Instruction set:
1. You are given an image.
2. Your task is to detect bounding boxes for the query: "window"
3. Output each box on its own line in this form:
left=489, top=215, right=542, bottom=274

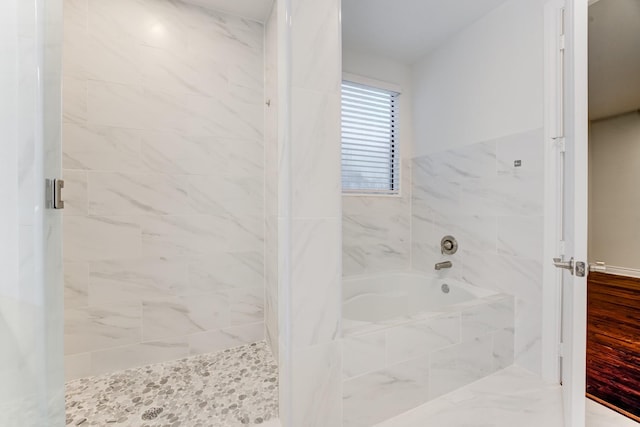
left=341, top=79, right=399, bottom=195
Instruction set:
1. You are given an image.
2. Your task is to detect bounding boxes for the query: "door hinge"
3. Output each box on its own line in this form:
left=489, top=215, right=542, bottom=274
left=553, top=136, right=566, bottom=152
left=46, top=178, right=65, bottom=210
left=559, top=34, right=566, bottom=51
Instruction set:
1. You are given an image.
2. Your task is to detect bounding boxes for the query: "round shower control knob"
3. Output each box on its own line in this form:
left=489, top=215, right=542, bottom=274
left=440, top=235, right=458, bottom=255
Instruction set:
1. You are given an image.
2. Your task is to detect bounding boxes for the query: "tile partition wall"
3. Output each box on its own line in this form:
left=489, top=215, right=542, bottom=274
left=61, top=0, right=266, bottom=379
left=411, top=129, right=545, bottom=373
left=278, top=0, right=343, bottom=424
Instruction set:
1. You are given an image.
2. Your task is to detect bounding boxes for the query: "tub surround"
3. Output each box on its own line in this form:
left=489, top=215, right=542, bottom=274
left=342, top=273, right=514, bottom=426
left=62, top=0, right=266, bottom=379
left=411, top=129, right=544, bottom=374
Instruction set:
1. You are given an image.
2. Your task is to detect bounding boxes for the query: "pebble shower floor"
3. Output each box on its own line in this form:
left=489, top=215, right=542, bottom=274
left=65, top=342, right=278, bottom=426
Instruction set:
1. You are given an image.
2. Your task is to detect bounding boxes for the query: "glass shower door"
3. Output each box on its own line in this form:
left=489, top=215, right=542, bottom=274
left=0, top=0, right=65, bottom=425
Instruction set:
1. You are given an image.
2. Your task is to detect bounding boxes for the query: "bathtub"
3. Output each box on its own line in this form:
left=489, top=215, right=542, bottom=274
left=343, top=272, right=496, bottom=325
left=341, top=271, right=515, bottom=427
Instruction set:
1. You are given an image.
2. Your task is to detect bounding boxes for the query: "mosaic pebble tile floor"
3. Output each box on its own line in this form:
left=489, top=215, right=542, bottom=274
left=65, top=341, right=278, bottom=426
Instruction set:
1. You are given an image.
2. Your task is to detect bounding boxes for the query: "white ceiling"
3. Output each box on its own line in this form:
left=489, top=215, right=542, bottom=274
left=182, top=0, right=273, bottom=22
left=342, top=0, right=510, bottom=64
left=589, top=0, right=640, bottom=120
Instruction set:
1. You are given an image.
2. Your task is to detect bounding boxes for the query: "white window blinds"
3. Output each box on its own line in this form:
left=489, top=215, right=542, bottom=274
left=341, top=80, right=400, bottom=195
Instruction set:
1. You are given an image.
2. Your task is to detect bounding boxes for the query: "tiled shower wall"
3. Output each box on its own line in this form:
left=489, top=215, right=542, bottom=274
left=411, top=129, right=544, bottom=373
left=62, top=0, right=265, bottom=379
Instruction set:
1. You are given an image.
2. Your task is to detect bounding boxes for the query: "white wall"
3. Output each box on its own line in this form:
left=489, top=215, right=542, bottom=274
left=62, top=0, right=266, bottom=379
left=412, top=0, right=546, bottom=156
left=342, top=49, right=413, bottom=276
left=589, top=112, right=640, bottom=269
left=410, top=0, right=547, bottom=375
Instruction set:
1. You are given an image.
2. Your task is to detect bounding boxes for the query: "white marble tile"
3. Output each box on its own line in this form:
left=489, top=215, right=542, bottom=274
left=62, top=123, right=145, bottom=171
left=343, top=332, right=386, bottom=379
left=85, top=31, right=142, bottom=86
left=90, top=337, right=189, bottom=376
left=62, top=77, right=86, bottom=124
left=140, top=44, right=227, bottom=97
left=492, top=328, right=515, bottom=370
left=429, top=335, right=494, bottom=399
left=376, top=366, right=563, bottom=427
left=461, top=296, right=514, bottom=341
left=291, top=88, right=341, bottom=218
left=291, top=219, right=341, bottom=347
left=188, top=174, right=263, bottom=217
left=86, top=0, right=148, bottom=45
left=185, top=94, right=263, bottom=139
left=142, top=293, right=230, bottom=341
left=188, top=251, right=264, bottom=293
left=88, top=258, right=189, bottom=305
left=64, top=304, right=141, bottom=355
left=291, top=341, right=343, bottom=427
left=188, top=322, right=265, bottom=356
left=497, top=215, right=544, bottom=260
left=494, top=171, right=544, bottom=217
left=88, top=172, right=192, bottom=216
left=87, top=81, right=189, bottom=132
left=63, top=215, right=141, bottom=262
left=229, top=286, right=264, bottom=326
left=139, top=215, right=213, bottom=258
left=64, top=261, right=88, bottom=309
left=62, top=0, right=88, bottom=80
left=291, top=0, right=341, bottom=93
left=386, top=313, right=460, bottom=365
left=586, top=399, right=639, bottom=427
left=343, top=357, right=430, bottom=427
left=412, top=175, right=461, bottom=217
left=64, top=353, right=91, bottom=382
left=137, top=0, right=190, bottom=52
left=437, top=141, right=496, bottom=182
left=62, top=170, right=87, bottom=216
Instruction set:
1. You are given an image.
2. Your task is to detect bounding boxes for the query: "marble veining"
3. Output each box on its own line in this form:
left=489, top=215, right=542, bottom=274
left=411, top=129, right=545, bottom=375
left=65, top=342, right=278, bottom=426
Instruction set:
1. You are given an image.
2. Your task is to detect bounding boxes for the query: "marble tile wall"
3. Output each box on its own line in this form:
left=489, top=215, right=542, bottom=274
left=411, top=128, right=545, bottom=374
left=342, top=162, right=412, bottom=276
left=278, top=0, right=344, bottom=424
left=62, top=0, right=266, bottom=380
left=342, top=294, right=514, bottom=427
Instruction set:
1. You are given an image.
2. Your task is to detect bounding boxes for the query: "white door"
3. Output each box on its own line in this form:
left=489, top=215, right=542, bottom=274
left=545, top=0, right=589, bottom=426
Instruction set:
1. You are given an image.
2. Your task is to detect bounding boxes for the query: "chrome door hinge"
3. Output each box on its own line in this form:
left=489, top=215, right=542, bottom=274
left=553, top=136, right=566, bottom=152
left=46, top=179, right=65, bottom=209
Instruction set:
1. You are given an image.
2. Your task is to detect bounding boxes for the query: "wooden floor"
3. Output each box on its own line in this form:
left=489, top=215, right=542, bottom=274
left=586, top=272, right=640, bottom=422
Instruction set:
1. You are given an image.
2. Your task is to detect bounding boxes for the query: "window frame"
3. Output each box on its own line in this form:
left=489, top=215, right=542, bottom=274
left=341, top=73, right=402, bottom=197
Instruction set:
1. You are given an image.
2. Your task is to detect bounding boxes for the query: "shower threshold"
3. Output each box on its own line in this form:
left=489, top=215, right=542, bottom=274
left=65, top=341, right=278, bottom=426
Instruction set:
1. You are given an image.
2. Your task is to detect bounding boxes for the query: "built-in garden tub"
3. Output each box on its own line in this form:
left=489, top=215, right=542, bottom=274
left=342, top=272, right=515, bottom=427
